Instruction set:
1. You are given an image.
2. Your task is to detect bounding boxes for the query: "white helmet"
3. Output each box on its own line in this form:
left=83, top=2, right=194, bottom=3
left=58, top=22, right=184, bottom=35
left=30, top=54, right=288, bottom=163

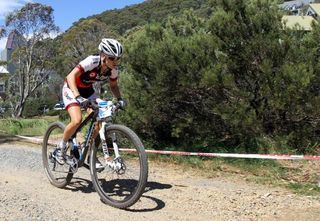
left=98, top=38, right=123, bottom=57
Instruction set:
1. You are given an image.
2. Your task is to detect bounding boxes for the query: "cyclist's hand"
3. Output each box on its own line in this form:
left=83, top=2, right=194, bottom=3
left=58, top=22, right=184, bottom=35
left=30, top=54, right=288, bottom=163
left=117, top=97, right=127, bottom=110
left=75, top=95, right=89, bottom=108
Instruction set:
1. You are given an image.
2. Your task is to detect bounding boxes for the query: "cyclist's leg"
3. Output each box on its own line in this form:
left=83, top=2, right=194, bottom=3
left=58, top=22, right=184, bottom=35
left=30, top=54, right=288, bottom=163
left=54, top=84, right=82, bottom=163
left=53, top=105, right=82, bottom=164
left=62, top=82, right=83, bottom=142
left=63, top=105, right=82, bottom=141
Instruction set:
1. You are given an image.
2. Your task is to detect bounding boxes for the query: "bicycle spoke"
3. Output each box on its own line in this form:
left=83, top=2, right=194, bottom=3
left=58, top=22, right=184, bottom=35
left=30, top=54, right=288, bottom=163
left=42, top=122, right=74, bottom=188
left=90, top=125, right=148, bottom=208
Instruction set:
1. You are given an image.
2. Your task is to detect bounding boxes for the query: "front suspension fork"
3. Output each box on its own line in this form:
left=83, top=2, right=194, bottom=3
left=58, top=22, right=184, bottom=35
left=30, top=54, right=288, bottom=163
left=99, top=122, right=120, bottom=159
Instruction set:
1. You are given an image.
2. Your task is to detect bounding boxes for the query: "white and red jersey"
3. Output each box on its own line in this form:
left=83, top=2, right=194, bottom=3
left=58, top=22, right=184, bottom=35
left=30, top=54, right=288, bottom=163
left=62, top=54, right=119, bottom=109
left=75, top=54, right=118, bottom=88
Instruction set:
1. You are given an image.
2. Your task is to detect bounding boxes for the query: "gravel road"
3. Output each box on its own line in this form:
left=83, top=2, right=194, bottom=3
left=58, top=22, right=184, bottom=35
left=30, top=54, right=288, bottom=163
left=0, top=140, right=320, bottom=221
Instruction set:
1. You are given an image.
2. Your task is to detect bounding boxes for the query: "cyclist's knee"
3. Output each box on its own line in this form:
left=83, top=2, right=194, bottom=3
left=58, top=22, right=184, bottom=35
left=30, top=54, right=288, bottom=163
left=69, top=114, right=82, bottom=127
left=70, top=118, right=82, bottom=127
left=68, top=105, right=82, bottom=127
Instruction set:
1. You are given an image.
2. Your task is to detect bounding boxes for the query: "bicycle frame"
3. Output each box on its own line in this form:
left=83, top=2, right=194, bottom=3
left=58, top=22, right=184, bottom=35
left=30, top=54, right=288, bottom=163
left=42, top=99, right=148, bottom=208
left=69, top=110, right=99, bottom=169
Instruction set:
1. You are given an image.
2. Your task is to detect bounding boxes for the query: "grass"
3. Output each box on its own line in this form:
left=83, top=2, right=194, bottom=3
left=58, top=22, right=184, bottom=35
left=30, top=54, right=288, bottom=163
left=148, top=154, right=320, bottom=196
left=1, top=116, right=320, bottom=196
left=0, top=117, right=59, bottom=136
left=287, top=183, right=320, bottom=195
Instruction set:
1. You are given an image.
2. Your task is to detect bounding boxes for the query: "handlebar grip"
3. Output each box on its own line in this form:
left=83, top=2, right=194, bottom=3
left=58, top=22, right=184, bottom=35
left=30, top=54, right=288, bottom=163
left=115, top=102, right=121, bottom=109
left=90, top=100, right=99, bottom=110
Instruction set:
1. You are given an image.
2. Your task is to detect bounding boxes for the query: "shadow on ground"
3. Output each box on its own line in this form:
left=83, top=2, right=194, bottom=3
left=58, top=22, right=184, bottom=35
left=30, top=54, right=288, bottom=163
left=64, top=177, right=171, bottom=212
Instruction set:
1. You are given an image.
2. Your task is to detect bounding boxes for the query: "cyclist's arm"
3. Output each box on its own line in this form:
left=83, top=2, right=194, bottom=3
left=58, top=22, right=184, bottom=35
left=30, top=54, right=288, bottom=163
left=109, top=79, right=121, bottom=99
left=66, top=67, right=82, bottom=97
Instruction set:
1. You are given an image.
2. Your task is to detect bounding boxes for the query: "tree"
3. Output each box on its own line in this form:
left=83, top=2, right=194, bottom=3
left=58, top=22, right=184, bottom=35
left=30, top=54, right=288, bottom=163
left=206, top=0, right=320, bottom=152
left=0, top=27, right=6, bottom=67
left=4, top=3, right=59, bottom=117
left=120, top=0, right=320, bottom=153
left=121, top=10, right=222, bottom=149
left=0, top=27, right=5, bottom=38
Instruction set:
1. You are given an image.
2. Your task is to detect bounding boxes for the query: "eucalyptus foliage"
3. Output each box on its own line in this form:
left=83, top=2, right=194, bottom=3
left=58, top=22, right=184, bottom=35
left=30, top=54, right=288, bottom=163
left=4, top=3, right=59, bottom=117
left=118, top=0, right=320, bottom=153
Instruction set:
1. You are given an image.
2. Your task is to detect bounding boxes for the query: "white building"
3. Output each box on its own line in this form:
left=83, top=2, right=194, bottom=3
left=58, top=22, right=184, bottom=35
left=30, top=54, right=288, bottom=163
left=280, top=0, right=315, bottom=15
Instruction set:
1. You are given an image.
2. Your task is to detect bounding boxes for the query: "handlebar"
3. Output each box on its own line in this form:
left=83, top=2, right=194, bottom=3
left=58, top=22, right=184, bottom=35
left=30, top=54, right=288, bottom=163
left=89, top=100, right=100, bottom=110
left=88, top=99, right=122, bottom=112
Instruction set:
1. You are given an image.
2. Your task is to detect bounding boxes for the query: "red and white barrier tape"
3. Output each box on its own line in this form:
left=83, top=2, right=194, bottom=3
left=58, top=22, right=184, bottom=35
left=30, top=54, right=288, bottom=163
left=120, top=148, right=320, bottom=160
left=16, top=135, right=43, bottom=144
left=16, top=135, right=320, bottom=160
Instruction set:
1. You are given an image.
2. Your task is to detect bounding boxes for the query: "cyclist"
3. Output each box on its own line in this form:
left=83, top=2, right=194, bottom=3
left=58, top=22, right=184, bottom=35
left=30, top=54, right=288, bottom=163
left=54, top=38, right=126, bottom=166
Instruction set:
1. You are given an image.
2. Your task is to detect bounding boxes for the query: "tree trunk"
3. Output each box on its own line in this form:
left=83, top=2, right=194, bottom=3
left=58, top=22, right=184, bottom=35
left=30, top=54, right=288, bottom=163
left=13, top=97, right=26, bottom=118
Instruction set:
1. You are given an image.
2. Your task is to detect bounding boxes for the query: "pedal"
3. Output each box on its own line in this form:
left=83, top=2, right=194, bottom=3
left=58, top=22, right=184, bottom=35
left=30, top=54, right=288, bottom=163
left=49, top=152, right=55, bottom=163
left=65, top=156, right=78, bottom=173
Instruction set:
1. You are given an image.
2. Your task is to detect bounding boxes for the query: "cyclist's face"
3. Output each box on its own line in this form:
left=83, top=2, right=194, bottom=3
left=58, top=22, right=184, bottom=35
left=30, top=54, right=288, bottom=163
left=102, top=54, right=121, bottom=69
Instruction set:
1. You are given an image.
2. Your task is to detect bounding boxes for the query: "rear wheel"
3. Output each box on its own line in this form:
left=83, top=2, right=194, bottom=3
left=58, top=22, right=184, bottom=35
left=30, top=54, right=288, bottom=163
left=42, top=122, right=73, bottom=188
left=90, top=124, right=148, bottom=209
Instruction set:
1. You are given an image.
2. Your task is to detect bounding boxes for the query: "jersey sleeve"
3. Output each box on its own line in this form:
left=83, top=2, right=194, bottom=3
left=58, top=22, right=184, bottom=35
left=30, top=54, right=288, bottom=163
left=77, top=55, right=100, bottom=73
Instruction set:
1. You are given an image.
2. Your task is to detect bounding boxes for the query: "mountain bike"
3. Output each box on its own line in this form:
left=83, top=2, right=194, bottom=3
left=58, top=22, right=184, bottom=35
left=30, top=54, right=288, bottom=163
left=42, top=99, right=148, bottom=209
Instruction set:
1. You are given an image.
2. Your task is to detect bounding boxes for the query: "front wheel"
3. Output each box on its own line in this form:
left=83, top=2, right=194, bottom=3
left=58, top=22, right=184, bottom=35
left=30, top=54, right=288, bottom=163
left=90, top=124, right=148, bottom=209
left=42, top=122, right=73, bottom=188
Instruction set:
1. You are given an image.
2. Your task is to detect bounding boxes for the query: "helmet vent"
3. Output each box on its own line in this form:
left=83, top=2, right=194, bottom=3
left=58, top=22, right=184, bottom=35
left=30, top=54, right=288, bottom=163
left=99, top=38, right=123, bottom=57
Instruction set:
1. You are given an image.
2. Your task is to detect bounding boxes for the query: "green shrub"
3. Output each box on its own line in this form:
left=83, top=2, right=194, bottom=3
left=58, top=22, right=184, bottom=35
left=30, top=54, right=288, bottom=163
left=47, top=109, right=60, bottom=116
left=23, top=97, right=56, bottom=117
left=59, top=111, right=69, bottom=121
left=0, top=118, right=50, bottom=136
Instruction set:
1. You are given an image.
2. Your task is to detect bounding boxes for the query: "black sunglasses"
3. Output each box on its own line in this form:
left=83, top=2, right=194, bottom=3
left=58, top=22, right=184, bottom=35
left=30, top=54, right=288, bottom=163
left=107, top=56, right=120, bottom=61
